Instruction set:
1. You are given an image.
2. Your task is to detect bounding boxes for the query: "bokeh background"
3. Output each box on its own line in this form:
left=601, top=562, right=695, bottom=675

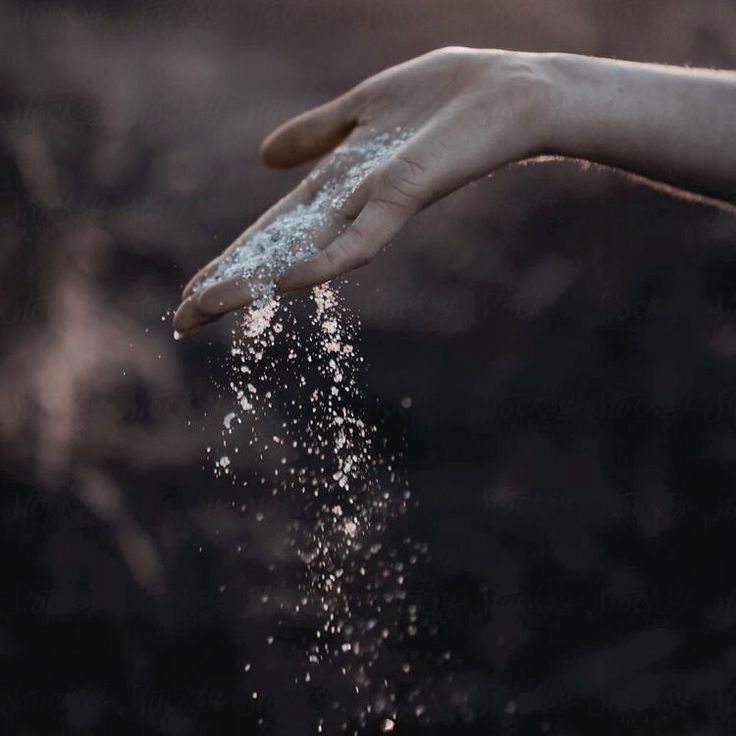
left=3, top=0, right=736, bottom=733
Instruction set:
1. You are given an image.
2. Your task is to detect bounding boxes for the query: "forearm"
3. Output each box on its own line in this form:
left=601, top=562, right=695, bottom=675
left=543, top=52, right=736, bottom=205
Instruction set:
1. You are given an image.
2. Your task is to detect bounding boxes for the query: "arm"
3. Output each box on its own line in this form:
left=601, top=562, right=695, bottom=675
left=174, top=47, right=736, bottom=337
left=548, top=53, right=736, bottom=205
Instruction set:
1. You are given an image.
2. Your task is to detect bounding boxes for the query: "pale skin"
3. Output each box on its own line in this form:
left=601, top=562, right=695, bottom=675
left=173, top=47, right=736, bottom=337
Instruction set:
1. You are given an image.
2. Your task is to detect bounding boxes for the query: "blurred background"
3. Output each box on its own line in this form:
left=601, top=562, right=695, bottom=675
left=3, top=0, right=736, bottom=733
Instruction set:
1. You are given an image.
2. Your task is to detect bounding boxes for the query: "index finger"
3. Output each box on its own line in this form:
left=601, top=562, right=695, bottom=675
left=174, top=131, right=377, bottom=336
left=181, top=175, right=317, bottom=301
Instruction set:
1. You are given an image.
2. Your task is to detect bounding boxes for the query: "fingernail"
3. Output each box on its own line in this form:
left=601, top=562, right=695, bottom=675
left=172, top=325, right=201, bottom=340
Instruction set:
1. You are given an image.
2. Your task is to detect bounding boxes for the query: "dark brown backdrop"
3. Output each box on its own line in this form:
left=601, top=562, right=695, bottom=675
left=2, top=1, right=736, bottom=734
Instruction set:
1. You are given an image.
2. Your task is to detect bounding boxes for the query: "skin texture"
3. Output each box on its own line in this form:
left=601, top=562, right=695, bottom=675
left=173, top=47, right=736, bottom=337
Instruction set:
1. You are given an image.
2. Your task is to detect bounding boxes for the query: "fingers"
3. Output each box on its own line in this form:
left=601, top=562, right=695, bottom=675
left=180, top=177, right=317, bottom=302
left=173, top=131, right=443, bottom=337
left=278, top=160, right=425, bottom=292
left=177, top=165, right=328, bottom=329
left=173, top=168, right=354, bottom=337
left=173, top=276, right=256, bottom=338
left=174, top=168, right=352, bottom=337
left=174, top=128, right=380, bottom=337
left=181, top=257, right=222, bottom=301
left=260, top=90, right=362, bottom=169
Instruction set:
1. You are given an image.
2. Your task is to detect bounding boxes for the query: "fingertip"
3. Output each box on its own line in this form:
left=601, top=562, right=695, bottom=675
left=172, top=325, right=201, bottom=340
left=173, top=294, right=206, bottom=337
left=259, top=129, right=293, bottom=169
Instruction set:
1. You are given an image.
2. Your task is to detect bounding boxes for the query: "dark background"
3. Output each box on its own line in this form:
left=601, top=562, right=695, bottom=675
left=3, top=0, right=736, bottom=734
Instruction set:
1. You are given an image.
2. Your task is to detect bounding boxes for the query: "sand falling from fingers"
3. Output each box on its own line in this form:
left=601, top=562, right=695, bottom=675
left=201, top=131, right=433, bottom=732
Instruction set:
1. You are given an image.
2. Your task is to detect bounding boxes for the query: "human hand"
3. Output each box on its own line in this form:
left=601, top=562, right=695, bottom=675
left=172, top=47, right=555, bottom=337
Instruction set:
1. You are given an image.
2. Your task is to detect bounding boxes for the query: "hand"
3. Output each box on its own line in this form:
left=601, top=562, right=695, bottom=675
left=172, top=47, right=555, bottom=337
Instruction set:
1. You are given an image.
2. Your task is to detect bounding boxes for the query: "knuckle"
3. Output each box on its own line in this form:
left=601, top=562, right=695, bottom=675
left=428, top=46, right=453, bottom=59
left=327, top=238, right=370, bottom=271
left=347, top=222, right=367, bottom=244
left=438, top=45, right=470, bottom=57
left=350, top=249, right=372, bottom=269
left=428, top=46, right=473, bottom=65
left=374, top=157, right=426, bottom=210
left=395, top=152, right=429, bottom=179
left=324, top=242, right=347, bottom=268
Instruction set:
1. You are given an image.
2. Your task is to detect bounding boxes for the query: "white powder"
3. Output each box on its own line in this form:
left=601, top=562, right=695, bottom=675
left=191, top=130, right=412, bottom=303
left=197, top=129, right=437, bottom=732
left=207, top=286, right=431, bottom=730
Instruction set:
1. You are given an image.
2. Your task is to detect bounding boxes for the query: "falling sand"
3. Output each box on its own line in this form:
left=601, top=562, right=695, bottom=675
left=195, top=131, right=442, bottom=731
left=216, top=287, right=431, bottom=732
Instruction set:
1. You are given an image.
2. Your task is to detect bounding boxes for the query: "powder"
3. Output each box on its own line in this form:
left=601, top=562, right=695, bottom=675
left=190, top=129, right=412, bottom=303
left=199, top=128, right=438, bottom=731
left=212, top=287, right=430, bottom=731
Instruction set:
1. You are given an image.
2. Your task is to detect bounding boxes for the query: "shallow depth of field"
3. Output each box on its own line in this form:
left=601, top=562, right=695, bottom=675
left=2, top=1, right=736, bottom=734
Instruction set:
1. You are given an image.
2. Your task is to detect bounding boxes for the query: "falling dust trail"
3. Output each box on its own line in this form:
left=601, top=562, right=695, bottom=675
left=191, top=129, right=444, bottom=732
left=215, top=285, right=432, bottom=733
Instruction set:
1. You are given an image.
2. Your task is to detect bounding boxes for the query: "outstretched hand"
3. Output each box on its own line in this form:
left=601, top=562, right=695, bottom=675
left=173, top=46, right=736, bottom=337
left=173, top=47, right=554, bottom=337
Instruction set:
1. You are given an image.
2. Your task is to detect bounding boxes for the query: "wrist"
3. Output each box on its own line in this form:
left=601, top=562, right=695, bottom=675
left=489, top=49, right=569, bottom=158
left=540, top=52, right=623, bottom=161
left=528, top=51, right=584, bottom=157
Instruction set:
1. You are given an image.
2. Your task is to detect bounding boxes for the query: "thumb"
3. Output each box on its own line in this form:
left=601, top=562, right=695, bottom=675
left=260, top=89, right=362, bottom=169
